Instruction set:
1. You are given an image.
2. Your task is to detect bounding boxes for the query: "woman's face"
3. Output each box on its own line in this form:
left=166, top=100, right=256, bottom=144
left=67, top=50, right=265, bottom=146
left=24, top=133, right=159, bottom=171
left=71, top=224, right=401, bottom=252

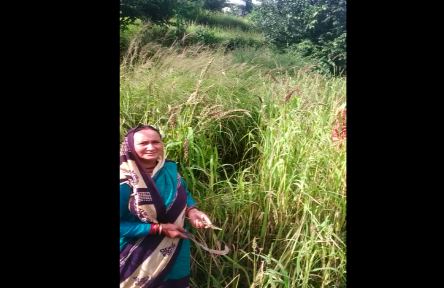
left=133, top=129, right=164, bottom=164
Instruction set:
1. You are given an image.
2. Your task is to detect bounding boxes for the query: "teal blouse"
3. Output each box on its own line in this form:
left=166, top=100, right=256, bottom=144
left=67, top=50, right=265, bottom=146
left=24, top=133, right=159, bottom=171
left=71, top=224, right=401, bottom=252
left=120, top=163, right=195, bottom=251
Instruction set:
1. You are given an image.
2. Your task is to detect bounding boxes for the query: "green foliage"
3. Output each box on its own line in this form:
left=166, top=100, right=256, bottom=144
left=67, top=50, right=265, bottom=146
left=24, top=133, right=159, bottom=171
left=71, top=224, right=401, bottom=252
left=173, top=0, right=208, bottom=25
left=120, top=0, right=179, bottom=31
left=223, top=35, right=260, bottom=50
left=120, top=44, right=346, bottom=287
left=203, top=0, right=228, bottom=12
left=120, top=21, right=264, bottom=55
left=173, top=20, right=188, bottom=38
left=245, top=0, right=253, bottom=13
left=194, top=12, right=255, bottom=32
left=195, top=27, right=218, bottom=45
left=231, top=46, right=316, bottom=76
left=292, top=39, right=319, bottom=57
left=251, top=0, right=346, bottom=75
left=120, top=5, right=347, bottom=283
left=225, top=4, right=241, bottom=16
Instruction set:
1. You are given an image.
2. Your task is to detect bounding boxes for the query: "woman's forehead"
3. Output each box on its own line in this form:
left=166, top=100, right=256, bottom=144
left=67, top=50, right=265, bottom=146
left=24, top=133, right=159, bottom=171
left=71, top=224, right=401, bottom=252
left=134, top=130, right=161, bottom=140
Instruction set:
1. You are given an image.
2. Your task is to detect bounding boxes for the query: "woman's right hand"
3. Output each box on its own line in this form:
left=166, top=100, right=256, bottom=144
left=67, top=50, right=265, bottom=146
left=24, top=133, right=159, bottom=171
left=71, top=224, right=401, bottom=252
left=161, top=223, right=188, bottom=239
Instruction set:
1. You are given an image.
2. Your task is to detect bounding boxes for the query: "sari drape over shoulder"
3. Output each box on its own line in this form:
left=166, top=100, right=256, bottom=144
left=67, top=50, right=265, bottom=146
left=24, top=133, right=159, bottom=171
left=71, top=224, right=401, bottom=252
left=120, top=127, right=190, bottom=288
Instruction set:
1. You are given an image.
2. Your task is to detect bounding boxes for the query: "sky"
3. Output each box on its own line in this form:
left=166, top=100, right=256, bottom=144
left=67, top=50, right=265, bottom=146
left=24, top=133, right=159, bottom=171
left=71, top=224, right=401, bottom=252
left=225, top=1, right=262, bottom=6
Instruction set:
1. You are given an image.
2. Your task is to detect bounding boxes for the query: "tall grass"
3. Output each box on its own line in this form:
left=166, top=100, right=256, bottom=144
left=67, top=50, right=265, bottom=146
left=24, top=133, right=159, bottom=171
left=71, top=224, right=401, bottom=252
left=120, top=38, right=346, bottom=287
left=189, top=13, right=256, bottom=32
left=120, top=20, right=264, bottom=58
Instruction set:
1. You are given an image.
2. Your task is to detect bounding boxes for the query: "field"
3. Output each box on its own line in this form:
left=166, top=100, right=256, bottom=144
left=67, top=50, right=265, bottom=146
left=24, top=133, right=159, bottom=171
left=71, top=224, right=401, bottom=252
left=120, top=18, right=346, bottom=288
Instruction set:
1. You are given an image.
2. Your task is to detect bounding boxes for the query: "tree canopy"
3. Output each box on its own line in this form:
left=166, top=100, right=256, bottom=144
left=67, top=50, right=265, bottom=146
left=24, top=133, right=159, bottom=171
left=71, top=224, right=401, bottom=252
left=203, top=0, right=228, bottom=12
left=251, top=0, right=346, bottom=74
left=120, top=0, right=180, bottom=31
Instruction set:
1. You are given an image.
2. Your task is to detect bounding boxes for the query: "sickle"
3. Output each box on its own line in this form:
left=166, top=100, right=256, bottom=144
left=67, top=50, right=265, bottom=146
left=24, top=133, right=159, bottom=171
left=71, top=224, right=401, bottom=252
left=182, top=232, right=229, bottom=255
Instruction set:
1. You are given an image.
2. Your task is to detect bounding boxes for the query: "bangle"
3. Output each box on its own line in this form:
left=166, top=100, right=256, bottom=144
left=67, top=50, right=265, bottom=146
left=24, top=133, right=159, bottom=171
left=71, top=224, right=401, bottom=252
left=186, top=206, right=197, bottom=215
left=158, top=224, right=163, bottom=235
left=153, top=223, right=158, bottom=235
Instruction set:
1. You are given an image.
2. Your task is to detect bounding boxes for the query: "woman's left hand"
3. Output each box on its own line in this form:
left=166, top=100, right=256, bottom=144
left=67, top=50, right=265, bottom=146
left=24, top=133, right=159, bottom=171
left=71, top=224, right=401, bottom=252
left=188, top=209, right=212, bottom=229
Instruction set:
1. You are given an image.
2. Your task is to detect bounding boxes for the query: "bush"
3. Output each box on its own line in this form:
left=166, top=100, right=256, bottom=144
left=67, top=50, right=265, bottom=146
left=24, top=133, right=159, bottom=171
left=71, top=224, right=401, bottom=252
left=292, top=40, right=319, bottom=57
left=223, top=35, right=261, bottom=50
left=195, top=27, right=218, bottom=45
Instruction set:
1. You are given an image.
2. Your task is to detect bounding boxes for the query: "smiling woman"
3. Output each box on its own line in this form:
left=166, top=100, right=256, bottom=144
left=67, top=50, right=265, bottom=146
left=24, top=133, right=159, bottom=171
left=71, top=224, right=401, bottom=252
left=133, top=126, right=164, bottom=175
left=120, top=125, right=213, bottom=288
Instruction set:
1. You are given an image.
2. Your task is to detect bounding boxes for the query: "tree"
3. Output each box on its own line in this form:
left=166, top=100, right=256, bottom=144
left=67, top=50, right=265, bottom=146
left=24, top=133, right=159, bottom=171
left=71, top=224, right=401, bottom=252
left=251, top=0, right=346, bottom=75
left=120, top=0, right=179, bottom=31
left=245, top=0, right=253, bottom=13
left=203, top=0, right=228, bottom=12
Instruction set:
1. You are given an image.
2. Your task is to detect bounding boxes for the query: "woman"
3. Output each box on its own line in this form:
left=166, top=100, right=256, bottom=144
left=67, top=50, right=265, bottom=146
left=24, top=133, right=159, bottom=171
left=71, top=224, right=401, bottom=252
left=120, top=125, right=212, bottom=288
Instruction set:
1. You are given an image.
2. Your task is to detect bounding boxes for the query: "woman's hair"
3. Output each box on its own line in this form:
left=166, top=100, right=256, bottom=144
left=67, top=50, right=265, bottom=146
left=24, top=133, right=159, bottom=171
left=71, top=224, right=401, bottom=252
left=133, top=125, right=162, bottom=140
